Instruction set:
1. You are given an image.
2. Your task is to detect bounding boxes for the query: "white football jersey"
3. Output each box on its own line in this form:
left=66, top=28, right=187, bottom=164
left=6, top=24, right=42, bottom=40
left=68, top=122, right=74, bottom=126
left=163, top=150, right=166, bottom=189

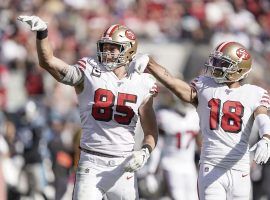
left=74, top=57, right=157, bottom=156
left=157, top=106, right=200, bottom=170
left=191, top=76, right=270, bottom=172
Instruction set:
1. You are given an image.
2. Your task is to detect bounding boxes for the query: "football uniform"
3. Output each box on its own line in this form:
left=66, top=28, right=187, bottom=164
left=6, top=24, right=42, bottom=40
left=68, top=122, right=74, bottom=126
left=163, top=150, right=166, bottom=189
left=77, top=57, right=156, bottom=156
left=73, top=57, right=157, bottom=200
left=191, top=75, right=270, bottom=200
left=157, top=106, right=200, bottom=200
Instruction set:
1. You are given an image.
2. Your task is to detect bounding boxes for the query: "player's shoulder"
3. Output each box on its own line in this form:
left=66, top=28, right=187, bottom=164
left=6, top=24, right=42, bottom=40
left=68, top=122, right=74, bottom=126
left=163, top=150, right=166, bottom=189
left=190, top=75, right=215, bottom=91
left=243, top=84, right=270, bottom=109
left=75, top=57, right=107, bottom=78
left=242, top=84, right=268, bottom=94
left=129, top=72, right=158, bottom=96
left=75, top=57, right=102, bottom=71
left=131, top=72, right=156, bottom=86
left=141, top=73, right=156, bottom=83
left=192, top=75, right=213, bottom=84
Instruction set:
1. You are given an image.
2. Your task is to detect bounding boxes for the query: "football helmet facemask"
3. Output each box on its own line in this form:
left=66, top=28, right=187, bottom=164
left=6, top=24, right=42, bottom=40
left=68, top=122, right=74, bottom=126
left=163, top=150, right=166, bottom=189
left=205, top=42, right=252, bottom=83
left=97, top=24, right=137, bottom=71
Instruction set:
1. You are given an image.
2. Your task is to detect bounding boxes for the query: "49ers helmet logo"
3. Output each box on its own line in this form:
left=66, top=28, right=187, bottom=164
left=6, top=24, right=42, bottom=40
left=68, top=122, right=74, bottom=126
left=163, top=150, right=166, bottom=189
left=125, top=30, right=136, bottom=40
left=236, top=48, right=250, bottom=60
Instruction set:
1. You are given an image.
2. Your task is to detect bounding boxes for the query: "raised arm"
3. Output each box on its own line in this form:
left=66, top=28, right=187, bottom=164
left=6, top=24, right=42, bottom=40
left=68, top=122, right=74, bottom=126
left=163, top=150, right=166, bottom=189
left=36, top=35, right=71, bottom=81
left=18, top=16, right=84, bottom=89
left=147, top=57, right=197, bottom=104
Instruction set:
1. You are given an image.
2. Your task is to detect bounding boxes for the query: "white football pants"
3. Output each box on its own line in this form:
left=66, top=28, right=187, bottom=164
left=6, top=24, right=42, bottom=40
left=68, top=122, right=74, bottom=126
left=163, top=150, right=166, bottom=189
left=163, top=164, right=198, bottom=200
left=72, top=151, right=139, bottom=200
left=198, top=163, right=251, bottom=200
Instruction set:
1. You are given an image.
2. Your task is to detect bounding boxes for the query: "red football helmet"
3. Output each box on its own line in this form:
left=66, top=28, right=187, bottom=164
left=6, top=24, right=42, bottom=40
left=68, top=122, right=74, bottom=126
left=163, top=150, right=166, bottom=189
left=205, top=41, right=252, bottom=83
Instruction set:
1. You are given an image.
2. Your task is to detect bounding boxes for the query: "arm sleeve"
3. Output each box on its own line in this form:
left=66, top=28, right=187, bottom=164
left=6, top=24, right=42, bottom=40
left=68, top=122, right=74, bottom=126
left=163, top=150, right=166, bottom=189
left=59, top=57, right=89, bottom=86
left=60, top=65, right=84, bottom=86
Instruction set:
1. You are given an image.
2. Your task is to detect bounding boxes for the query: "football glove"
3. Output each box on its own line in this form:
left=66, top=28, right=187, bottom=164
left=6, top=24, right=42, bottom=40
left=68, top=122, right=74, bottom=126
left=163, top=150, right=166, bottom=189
left=250, top=136, right=270, bottom=164
left=124, top=148, right=150, bottom=172
left=17, top=15, right=47, bottom=31
left=128, top=53, right=149, bottom=75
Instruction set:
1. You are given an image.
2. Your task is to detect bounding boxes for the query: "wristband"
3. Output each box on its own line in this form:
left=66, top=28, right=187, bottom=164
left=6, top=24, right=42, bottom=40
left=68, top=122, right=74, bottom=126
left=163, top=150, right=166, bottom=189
left=37, top=29, right=48, bottom=40
left=142, top=144, right=152, bottom=153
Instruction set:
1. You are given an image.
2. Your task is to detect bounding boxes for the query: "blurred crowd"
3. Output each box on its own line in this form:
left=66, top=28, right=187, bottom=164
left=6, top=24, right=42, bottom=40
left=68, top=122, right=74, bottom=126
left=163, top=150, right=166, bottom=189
left=1, top=0, right=270, bottom=199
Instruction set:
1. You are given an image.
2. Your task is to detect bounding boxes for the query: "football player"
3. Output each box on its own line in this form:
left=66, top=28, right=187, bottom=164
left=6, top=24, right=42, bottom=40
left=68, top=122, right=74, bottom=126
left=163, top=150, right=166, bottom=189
left=156, top=88, right=201, bottom=200
left=18, top=16, right=158, bottom=200
left=133, top=42, right=270, bottom=200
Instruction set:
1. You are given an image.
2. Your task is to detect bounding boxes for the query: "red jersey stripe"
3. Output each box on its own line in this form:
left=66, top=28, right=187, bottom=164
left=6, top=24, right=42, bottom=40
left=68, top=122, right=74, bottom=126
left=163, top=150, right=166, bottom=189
left=77, top=61, right=86, bottom=69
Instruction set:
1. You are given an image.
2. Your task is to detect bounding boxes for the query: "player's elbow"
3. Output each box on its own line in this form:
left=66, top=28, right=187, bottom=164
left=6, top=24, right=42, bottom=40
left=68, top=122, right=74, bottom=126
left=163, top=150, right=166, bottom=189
left=38, top=60, right=49, bottom=69
left=37, top=52, right=54, bottom=69
left=38, top=57, right=56, bottom=74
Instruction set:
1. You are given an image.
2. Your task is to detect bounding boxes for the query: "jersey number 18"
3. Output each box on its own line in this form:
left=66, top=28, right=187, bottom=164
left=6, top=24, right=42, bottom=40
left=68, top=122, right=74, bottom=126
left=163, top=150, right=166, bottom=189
left=208, top=98, right=244, bottom=133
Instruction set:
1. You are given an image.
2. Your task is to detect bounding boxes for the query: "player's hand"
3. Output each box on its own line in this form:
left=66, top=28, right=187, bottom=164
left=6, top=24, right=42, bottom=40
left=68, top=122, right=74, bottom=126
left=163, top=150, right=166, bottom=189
left=250, top=136, right=270, bottom=164
left=128, top=53, right=149, bottom=75
left=124, top=148, right=150, bottom=172
left=17, top=15, right=47, bottom=31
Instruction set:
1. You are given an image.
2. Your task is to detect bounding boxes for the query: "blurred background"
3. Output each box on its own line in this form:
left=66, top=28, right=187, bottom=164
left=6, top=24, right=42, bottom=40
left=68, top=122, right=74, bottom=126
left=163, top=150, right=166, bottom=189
left=0, top=0, right=270, bottom=199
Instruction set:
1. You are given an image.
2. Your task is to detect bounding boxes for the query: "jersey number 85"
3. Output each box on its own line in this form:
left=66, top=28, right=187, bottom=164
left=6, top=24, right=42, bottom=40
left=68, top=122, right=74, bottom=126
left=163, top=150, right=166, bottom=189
left=92, top=88, right=137, bottom=125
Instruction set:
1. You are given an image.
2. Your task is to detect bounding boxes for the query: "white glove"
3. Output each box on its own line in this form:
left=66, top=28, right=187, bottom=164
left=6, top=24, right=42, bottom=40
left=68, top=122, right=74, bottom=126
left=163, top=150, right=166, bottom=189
left=124, top=148, right=150, bottom=172
left=250, top=136, right=270, bottom=164
left=17, top=15, right=47, bottom=31
left=128, top=53, right=150, bottom=75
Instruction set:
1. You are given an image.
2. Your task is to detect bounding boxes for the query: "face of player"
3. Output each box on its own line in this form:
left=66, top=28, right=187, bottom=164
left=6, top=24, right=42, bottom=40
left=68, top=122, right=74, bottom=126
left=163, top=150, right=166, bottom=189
left=205, top=54, right=238, bottom=84
left=102, top=43, right=121, bottom=64
left=211, top=57, right=232, bottom=78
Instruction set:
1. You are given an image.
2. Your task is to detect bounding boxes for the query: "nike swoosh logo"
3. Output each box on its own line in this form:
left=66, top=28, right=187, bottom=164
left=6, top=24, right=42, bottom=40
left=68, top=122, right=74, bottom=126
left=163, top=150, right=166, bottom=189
left=242, top=173, right=249, bottom=177
left=127, top=176, right=133, bottom=180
